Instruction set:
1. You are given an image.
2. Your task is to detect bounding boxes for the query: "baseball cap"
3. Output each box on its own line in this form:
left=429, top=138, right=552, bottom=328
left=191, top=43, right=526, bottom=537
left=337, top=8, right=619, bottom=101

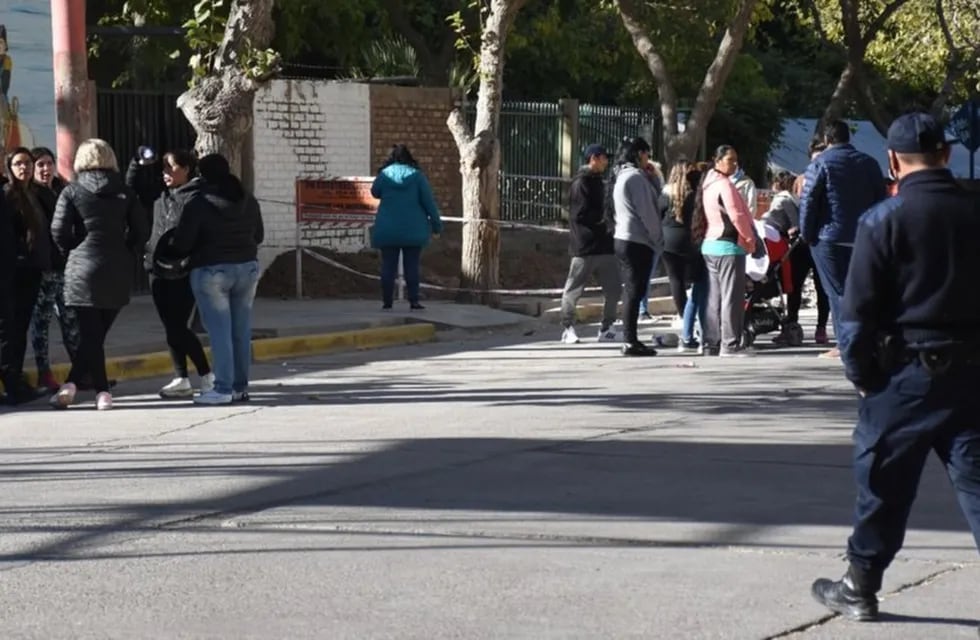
left=886, top=112, right=952, bottom=153
left=583, top=144, right=608, bottom=160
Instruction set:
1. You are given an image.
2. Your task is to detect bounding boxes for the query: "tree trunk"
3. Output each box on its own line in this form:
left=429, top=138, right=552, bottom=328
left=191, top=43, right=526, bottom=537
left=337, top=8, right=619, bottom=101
left=615, top=0, right=758, bottom=167
left=446, top=0, right=529, bottom=306
left=177, top=0, right=275, bottom=179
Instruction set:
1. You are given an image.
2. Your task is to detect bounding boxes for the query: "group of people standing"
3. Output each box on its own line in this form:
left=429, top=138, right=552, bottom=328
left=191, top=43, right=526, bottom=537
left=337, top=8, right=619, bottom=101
left=559, top=121, right=887, bottom=359
left=0, top=139, right=264, bottom=410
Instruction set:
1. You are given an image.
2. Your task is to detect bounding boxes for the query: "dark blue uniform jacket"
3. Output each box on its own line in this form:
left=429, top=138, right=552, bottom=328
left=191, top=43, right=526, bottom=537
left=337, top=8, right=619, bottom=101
left=839, top=169, right=980, bottom=389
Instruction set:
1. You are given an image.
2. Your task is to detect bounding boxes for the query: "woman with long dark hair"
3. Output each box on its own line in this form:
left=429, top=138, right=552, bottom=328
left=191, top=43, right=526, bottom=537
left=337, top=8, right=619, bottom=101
left=661, top=161, right=707, bottom=352
left=370, top=144, right=443, bottom=310
left=0, top=147, right=50, bottom=404
left=144, top=149, right=213, bottom=399
left=609, top=137, right=663, bottom=356
left=28, top=146, right=79, bottom=392
left=692, top=145, right=757, bottom=357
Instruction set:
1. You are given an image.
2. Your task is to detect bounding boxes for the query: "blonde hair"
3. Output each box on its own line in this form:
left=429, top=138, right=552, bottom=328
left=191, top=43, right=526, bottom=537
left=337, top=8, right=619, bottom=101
left=73, top=138, right=119, bottom=173
left=666, top=161, right=693, bottom=223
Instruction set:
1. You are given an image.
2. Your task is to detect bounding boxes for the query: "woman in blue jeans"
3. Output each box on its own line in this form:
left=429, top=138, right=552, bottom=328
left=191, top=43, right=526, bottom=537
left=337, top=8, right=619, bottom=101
left=172, top=154, right=264, bottom=405
left=370, top=145, right=443, bottom=310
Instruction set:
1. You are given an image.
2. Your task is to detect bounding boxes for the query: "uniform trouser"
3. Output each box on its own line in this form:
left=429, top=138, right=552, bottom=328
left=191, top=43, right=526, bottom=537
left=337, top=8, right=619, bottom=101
left=703, top=254, right=745, bottom=351
left=810, top=242, right=852, bottom=344
left=847, top=359, right=980, bottom=591
left=559, top=254, right=621, bottom=330
left=30, top=271, right=80, bottom=373
left=615, top=240, right=654, bottom=344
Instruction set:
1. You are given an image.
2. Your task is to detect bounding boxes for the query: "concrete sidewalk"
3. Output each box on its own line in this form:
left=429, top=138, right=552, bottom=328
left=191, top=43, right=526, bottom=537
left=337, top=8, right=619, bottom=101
left=22, top=296, right=533, bottom=387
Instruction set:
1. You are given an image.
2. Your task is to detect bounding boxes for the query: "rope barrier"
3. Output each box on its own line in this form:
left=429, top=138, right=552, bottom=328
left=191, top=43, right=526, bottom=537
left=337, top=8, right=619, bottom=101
left=300, top=248, right=669, bottom=297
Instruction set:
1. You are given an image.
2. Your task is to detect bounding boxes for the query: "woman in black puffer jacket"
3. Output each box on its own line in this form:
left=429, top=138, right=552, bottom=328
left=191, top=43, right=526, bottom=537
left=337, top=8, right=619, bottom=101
left=135, top=150, right=212, bottom=399
left=50, top=139, right=149, bottom=411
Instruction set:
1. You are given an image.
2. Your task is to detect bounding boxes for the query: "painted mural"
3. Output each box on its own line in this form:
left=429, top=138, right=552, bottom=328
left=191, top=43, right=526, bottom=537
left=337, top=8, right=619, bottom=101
left=0, top=1, right=55, bottom=158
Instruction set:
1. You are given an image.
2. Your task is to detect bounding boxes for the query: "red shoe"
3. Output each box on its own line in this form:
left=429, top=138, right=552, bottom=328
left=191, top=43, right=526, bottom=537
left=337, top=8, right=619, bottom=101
left=814, top=327, right=829, bottom=345
left=38, top=371, right=61, bottom=393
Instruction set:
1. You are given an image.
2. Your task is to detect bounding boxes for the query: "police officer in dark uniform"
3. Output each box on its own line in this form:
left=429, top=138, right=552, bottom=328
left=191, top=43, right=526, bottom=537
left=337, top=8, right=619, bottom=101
left=811, top=112, right=980, bottom=621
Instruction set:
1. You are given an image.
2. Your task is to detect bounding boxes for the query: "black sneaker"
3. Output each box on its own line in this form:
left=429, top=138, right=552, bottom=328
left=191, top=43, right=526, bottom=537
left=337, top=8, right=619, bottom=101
left=410, top=303, right=425, bottom=310
left=811, top=575, right=879, bottom=621
left=621, top=342, right=658, bottom=357
left=232, top=391, right=250, bottom=403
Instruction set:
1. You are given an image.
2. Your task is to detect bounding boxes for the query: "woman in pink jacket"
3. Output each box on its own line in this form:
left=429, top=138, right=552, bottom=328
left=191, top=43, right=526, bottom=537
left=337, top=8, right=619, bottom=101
left=691, top=145, right=757, bottom=357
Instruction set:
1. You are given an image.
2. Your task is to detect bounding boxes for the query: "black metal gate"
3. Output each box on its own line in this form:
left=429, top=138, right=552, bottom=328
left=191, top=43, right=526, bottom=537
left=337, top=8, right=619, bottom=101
left=96, top=89, right=196, bottom=161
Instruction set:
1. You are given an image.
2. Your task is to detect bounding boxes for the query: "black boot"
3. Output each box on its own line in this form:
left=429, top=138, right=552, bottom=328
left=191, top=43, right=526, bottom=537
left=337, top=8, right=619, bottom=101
left=3, top=375, right=46, bottom=406
left=621, top=342, right=658, bottom=357
left=811, top=565, right=879, bottom=621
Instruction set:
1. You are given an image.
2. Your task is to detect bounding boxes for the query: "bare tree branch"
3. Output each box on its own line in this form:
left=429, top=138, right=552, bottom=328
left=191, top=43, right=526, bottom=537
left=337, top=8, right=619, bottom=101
left=685, top=0, right=759, bottom=143
left=861, top=0, right=912, bottom=48
left=930, top=0, right=965, bottom=115
left=447, top=107, right=473, bottom=149
left=613, top=0, right=680, bottom=136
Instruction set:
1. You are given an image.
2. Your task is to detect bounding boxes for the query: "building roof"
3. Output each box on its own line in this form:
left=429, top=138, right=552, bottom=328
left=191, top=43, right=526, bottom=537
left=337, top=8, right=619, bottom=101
left=769, top=118, right=980, bottom=178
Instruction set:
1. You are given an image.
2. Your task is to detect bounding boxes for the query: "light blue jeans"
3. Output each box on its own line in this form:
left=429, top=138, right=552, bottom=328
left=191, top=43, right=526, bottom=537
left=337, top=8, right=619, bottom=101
left=190, top=261, right=259, bottom=395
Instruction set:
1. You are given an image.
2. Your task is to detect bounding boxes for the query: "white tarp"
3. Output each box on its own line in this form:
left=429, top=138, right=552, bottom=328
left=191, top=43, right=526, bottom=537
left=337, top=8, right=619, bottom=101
left=769, top=118, right=980, bottom=179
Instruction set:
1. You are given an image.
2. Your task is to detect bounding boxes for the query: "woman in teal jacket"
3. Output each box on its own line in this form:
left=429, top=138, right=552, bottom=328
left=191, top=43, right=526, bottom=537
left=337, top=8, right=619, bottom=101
left=371, top=145, right=443, bottom=310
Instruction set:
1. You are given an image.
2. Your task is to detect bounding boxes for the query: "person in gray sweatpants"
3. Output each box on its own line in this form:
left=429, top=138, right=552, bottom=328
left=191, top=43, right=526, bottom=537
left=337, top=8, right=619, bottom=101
left=559, top=144, right=621, bottom=345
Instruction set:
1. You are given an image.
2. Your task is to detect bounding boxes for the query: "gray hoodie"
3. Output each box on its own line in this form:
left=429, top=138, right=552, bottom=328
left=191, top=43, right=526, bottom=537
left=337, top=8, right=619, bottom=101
left=612, top=164, right=664, bottom=251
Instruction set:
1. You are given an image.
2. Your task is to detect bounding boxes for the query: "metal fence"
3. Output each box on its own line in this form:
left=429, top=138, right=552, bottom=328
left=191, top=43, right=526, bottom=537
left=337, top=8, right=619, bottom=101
left=96, top=89, right=196, bottom=293
left=96, top=89, right=196, bottom=162
left=472, top=100, right=661, bottom=224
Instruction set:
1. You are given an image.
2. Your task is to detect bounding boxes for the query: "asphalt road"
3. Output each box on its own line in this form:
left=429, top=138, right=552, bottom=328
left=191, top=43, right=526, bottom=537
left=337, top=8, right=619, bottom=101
left=1, top=326, right=977, bottom=639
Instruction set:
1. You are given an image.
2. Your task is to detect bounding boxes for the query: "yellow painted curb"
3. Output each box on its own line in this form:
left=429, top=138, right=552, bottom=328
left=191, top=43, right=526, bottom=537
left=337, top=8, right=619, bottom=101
left=15, top=323, right=437, bottom=389
left=251, top=323, right=437, bottom=362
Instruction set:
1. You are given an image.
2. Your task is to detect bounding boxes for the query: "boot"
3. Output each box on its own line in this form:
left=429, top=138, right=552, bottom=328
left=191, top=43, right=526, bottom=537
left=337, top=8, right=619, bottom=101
left=811, top=565, right=879, bottom=621
left=3, top=375, right=46, bottom=406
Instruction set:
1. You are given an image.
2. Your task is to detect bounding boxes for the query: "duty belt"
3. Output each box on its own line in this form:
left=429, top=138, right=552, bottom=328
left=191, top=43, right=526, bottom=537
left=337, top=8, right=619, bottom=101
left=896, top=346, right=980, bottom=375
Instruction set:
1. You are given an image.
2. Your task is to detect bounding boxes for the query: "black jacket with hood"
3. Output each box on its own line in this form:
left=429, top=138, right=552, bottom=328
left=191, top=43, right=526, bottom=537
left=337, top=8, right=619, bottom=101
left=144, top=179, right=201, bottom=277
left=51, top=170, right=149, bottom=308
left=568, top=166, right=613, bottom=256
left=171, top=175, right=264, bottom=269
left=3, top=181, right=53, bottom=272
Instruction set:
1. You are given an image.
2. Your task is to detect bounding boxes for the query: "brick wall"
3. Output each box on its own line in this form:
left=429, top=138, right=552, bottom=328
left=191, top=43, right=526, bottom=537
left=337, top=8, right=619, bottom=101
left=369, top=86, right=462, bottom=217
left=251, top=79, right=371, bottom=269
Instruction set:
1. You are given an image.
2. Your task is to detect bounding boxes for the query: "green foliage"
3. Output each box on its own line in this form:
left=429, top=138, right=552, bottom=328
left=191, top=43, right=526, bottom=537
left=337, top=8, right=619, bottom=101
left=182, top=0, right=228, bottom=82
left=348, top=36, right=421, bottom=79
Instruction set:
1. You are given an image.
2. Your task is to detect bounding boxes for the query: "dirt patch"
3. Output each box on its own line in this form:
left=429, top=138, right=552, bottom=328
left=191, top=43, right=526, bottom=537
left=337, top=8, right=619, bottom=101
left=257, top=223, right=576, bottom=300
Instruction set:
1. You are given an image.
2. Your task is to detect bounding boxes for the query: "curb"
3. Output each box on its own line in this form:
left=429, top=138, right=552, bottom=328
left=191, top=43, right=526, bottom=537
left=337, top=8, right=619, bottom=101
left=18, top=323, right=437, bottom=389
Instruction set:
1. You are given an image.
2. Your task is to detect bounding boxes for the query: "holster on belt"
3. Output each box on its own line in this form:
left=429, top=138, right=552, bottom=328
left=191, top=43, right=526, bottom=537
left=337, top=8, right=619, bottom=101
left=878, top=334, right=980, bottom=376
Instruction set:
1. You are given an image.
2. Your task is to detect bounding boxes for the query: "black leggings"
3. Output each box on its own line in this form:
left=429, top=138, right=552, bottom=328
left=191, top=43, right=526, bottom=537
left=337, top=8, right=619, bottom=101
left=615, top=239, right=654, bottom=344
left=68, top=307, right=119, bottom=393
left=788, top=245, right=830, bottom=327
left=660, top=251, right=689, bottom=317
left=151, top=276, right=210, bottom=378
left=0, top=268, right=42, bottom=386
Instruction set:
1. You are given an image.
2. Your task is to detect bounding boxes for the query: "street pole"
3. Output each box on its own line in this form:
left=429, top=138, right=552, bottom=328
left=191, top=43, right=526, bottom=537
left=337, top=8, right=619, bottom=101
left=51, top=0, right=90, bottom=181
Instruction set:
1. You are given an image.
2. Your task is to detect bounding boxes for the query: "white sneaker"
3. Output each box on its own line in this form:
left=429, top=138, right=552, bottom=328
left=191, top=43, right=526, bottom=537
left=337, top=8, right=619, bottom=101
left=193, top=390, right=233, bottom=405
left=159, top=377, right=193, bottom=399
left=560, top=326, right=580, bottom=344
left=50, top=382, right=77, bottom=410
left=200, top=373, right=215, bottom=394
left=597, top=327, right=621, bottom=342
left=96, top=392, right=113, bottom=411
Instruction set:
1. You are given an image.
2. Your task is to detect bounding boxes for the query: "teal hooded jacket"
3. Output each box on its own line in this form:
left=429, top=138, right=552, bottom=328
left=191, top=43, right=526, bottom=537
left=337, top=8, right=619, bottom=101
left=370, top=163, right=443, bottom=248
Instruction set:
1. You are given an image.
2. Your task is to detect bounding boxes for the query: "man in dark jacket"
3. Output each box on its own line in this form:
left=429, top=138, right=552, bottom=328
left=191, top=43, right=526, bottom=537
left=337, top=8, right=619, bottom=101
left=559, top=144, right=621, bottom=344
left=799, top=121, right=887, bottom=358
left=811, top=113, right=980, bottom=622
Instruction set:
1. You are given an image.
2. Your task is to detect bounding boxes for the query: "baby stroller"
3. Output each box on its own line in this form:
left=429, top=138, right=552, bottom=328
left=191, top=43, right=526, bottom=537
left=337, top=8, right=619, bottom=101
left=743, top=220, right=801, bottom=347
